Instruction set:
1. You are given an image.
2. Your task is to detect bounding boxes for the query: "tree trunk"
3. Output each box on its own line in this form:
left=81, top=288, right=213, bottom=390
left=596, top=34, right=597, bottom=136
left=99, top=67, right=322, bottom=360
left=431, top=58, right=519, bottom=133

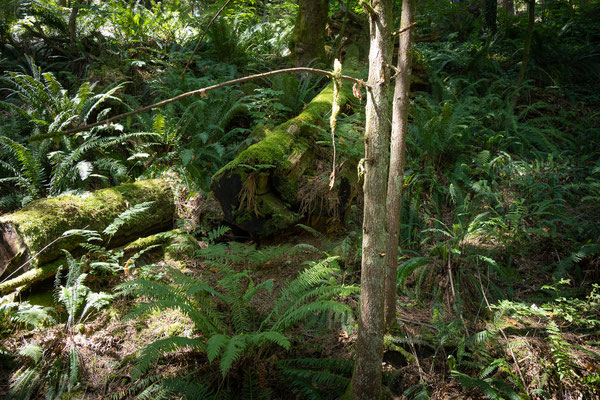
left=0, top=179, right=174, bottom=280
left=384, top=0, right=415, bottom=330
left=291, top=0, right=330, bottom=67
left=512, top=0, right=535, bottom=107
left=211, top=53, right=360, bottom=237
left=350, top=0, right=393, bottom=398
left=484, top=0, right=497, bottom=32
left=503, top=0, right=514, bottom=16
left=68, top=0, right=79, bottom=51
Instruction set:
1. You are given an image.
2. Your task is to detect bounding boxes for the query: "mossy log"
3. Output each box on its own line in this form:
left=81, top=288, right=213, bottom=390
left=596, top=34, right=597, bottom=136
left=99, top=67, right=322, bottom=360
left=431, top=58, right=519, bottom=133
left=0, top=258, right=63, bottom=294
left=211, top=53, right=360, bottom=236
left=0, top=229, right=185, bottom=295
left=0, top=179, right=174, bottom=280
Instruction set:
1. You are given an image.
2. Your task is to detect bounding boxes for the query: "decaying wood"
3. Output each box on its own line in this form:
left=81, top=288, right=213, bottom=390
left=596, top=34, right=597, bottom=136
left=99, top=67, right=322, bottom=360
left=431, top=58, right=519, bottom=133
left=0, top=179, right=174, bottom=281
left=0, top=229, right=185, bottom=295
left=210, top=50, right=362, bottom=236
left=0, top=258, right=63, bottom=295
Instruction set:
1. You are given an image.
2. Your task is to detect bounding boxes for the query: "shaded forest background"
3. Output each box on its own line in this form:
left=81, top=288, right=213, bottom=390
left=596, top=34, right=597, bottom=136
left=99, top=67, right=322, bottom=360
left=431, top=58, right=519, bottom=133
left=1, top=0, right=600, bottom=399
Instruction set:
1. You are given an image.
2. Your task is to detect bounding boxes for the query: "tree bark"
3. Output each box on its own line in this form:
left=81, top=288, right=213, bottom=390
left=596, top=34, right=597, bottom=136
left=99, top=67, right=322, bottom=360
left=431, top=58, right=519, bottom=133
left=512, top=0, right=535, bottom=107
left=350, top=0, right=393, bottom=397
left=0, top=179, right=174, bottom=280
left=384, top=0, right=415, bottom=330
left=68, top=0, right=79, bottom=51
left=503, top=0, right=514, bottom=16
left=291, top=0, right=330, bottom=67
left=484, top=0, right=497, bottom=32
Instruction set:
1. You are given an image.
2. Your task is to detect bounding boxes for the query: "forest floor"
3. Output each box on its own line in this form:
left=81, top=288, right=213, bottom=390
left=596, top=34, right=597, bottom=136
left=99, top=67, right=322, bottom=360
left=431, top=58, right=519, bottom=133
left=2, top=216, right=599, bottom=399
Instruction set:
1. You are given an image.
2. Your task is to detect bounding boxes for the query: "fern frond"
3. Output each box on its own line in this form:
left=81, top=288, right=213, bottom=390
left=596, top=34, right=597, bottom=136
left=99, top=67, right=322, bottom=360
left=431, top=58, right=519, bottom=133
left=251, top=331, right=291, bottom=350
left=218, top=335, right=248, bottom=377
left=206, top=334, right=229, bottom=363
left=18, top=344, right=43, bottom=363
left=12, top=303, right=56, bottom=329
left=272, top=300, right=352, bottom=331
left=132, top=337, right=205, bottom=380
left=103, top=201, right=155, bottom=238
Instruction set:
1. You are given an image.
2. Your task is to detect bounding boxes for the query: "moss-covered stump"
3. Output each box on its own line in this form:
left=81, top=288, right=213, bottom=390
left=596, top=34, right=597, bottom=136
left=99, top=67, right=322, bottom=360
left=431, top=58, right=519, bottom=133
left=0, top=179, right=174, bottom=280
left=211, top=54, right=361, bottom=237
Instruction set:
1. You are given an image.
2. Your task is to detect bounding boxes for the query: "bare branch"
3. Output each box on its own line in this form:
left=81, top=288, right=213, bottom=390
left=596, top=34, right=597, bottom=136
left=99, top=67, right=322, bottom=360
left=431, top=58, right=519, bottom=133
left=180, top=0, right=234, bottom=79
left=392, top=21, right=417, bottom=36
left=29, top=67, right=368, bottom=142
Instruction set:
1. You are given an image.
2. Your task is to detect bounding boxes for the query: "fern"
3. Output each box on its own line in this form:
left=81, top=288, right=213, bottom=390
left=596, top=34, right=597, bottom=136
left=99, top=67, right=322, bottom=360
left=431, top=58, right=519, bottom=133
left=121, top=251, right=356, bottom=395
left=103, top=201, right=155, bottom=238
left=131, top=337, right=205, bottom=380
left=10, top=303, right=56, bottom=329
left=452, top=370, right=523, bottom=400
left=278, top=358, right=353, bottom=400
left=546, top=321, right=574, bottom=383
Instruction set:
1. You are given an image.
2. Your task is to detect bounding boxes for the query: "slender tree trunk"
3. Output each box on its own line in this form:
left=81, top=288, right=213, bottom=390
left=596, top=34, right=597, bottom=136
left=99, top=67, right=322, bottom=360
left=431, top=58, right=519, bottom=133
left=484, top=0, right=497, bottom=32
left=68, top=0, right=79, bottom=51
left=291, top=0, right=330, bottom=67
left=503, top=0, right=514, bottom=16
left=350, top=0, right=393, bottom=398
left=384, top=0, right=415, bottom=330
left=512, top=0, right=535, bottom=107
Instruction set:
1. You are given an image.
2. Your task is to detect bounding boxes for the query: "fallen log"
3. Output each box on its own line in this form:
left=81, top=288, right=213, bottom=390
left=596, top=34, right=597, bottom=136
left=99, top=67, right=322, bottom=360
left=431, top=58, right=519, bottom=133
left=0, top=258, right=63, bottom=295
left=0, top=229, right=186, bottom=295
left=210, top=49, right=361, bottom=236
left=0, top=179, right=174, bottom=280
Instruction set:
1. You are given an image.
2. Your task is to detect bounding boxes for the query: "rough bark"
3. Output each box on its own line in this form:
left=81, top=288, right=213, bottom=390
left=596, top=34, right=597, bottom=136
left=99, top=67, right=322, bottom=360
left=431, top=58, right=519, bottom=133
left=384, top=0, right=415, bottom=330
left=0, top=179, right=174, bottom=280
left=350, top=0, right=393, bottom=398
left=291, top=0, right=330, bottom=67
left=512, top=0, right=535, bottom=108
left=68, top=0, right=79, bottom=50
left=503, top=0, right=514, bottom=16
left=210, top=52, right=360, bottom=237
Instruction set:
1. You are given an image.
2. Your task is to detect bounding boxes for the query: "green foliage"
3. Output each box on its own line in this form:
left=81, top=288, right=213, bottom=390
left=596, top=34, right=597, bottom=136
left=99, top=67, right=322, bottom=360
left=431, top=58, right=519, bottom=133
left=0, top=61, right=158, bottom=208
left=117, top=254, right=356, bottom=396
left=142, top=66, right=253, bottom=191
left=0, top=301, right=56, bottom=331
left=277, top=357, right=353, bottom=400
left=449, top=282, right=600, bottom=399
left=8, top=249, right=112, bottom=400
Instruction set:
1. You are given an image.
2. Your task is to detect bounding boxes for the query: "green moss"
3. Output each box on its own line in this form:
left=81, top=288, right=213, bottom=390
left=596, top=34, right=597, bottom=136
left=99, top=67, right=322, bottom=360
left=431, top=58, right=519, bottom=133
left=0, top=179, right=174, bottom=269
left=210, top=55, right=359, bottom=236
left=258, top=194, right=299, bottom=235
left=0, top=258, right=63, bottom=294
left=212, top=77, right=353, bottom=186
left=118, top=229, right=183, bottom=252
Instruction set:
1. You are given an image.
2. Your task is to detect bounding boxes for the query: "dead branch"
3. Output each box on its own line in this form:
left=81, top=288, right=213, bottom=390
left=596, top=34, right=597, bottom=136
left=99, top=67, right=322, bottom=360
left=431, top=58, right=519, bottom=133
left=29, top=67, right=368, bottom=142
left=180, top=0, right=234, bottom=79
